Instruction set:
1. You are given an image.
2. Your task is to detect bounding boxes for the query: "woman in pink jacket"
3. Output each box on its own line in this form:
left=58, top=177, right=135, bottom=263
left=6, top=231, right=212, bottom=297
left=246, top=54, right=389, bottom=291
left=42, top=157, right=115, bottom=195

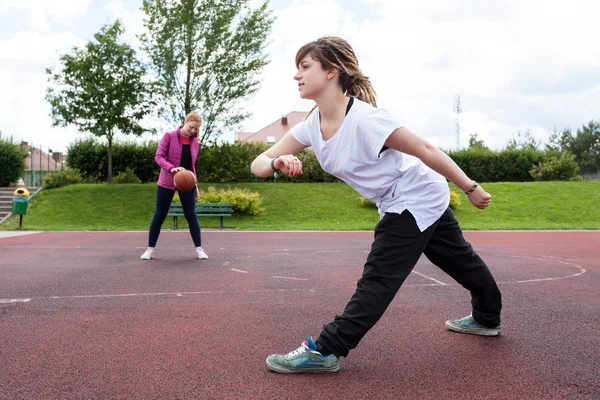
left=140, top=112, right=208, bottom=260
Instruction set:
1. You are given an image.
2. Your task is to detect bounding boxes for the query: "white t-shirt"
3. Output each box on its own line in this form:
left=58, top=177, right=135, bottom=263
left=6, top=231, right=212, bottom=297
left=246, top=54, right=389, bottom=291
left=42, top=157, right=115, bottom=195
left=292, top=98, right=450, bottom=232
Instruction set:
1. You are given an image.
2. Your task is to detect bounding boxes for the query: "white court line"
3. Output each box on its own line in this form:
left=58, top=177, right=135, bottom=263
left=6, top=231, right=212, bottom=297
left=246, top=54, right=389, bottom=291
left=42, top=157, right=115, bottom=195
left=273, top=276, right=309, bottom=281
left=499, top=257, right=586, bottom=283
left=46, top=291, right=213, bottom=299
left=0, top=298, right=31, bottom=304
left=230, top=268, right=248, bottom=274
left=1, top=254, right=588, bottom=305
left=412, top=271, right=448, bottom=286
left=0, top=288, right=320, bottom=303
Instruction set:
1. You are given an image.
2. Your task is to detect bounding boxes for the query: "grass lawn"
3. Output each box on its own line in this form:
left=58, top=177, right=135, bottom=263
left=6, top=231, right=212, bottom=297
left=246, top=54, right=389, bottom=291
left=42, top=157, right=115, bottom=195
left=1, top=181, right=599, bottom=231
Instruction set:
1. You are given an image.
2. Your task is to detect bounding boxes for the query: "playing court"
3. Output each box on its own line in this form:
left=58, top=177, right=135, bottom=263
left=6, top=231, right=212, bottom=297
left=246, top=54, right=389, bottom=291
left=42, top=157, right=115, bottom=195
left=1, top=230, right=598, bottom=399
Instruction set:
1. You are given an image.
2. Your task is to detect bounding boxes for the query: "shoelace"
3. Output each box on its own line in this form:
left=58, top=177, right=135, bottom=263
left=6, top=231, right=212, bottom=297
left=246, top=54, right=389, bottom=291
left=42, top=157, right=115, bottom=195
left=287, top=342, right=309, bottom=357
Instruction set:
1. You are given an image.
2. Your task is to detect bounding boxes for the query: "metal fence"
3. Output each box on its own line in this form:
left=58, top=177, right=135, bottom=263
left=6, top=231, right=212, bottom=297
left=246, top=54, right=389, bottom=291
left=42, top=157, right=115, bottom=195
left=1, top=133, right=66, bottom=187
left=582, top=171, right=600, bottom=181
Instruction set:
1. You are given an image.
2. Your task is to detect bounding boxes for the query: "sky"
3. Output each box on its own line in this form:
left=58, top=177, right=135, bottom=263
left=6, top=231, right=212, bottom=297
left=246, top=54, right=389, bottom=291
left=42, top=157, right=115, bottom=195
left=1, top=0, right=599, bottom=153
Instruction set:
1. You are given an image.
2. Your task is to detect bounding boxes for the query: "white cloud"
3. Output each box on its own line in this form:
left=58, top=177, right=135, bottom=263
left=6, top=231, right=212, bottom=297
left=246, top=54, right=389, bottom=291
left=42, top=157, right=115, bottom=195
left=1, top=0, right=599, bottom=154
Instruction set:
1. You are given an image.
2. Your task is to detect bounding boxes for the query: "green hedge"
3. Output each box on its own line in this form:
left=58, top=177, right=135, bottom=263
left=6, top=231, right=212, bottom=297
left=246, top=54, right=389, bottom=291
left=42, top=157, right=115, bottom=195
left=67, top=138, right=158, bottom=183
left=446, top=148, right=560, bottom=182
left=66, top=137, right=580, bottom=184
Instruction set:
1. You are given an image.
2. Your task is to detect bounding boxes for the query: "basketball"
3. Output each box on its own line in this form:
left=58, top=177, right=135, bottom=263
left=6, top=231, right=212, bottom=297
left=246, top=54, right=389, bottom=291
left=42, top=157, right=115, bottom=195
left=174, top=170, right=196, bottom=192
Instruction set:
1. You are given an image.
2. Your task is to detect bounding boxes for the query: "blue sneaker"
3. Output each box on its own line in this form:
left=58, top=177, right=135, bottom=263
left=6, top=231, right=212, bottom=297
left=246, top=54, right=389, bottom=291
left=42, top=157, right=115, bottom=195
left=446, top=314, right=501, bottom=336
left=266, top=336, right=340, bottom=374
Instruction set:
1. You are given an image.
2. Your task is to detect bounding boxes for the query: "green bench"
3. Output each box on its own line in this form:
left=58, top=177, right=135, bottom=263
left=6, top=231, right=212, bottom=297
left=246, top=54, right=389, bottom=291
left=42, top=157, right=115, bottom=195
left=168, top=202, right=232, bottom=230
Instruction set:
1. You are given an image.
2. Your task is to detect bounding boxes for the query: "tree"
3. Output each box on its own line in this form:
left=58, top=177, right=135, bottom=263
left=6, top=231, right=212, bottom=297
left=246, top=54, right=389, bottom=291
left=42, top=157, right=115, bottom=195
left=46, top=20, right=157, bottom=182
left=140, top=0, right=275, bottom=144
left=572, top=120, right=600, bottom=174
left=545, top=121, right=600, bottom=174
left=0, top=139, right=26, bottom=187
left=546, top=127, right=573, bottom=152
left=468, top=133, right=488, bottom=150
left=506, top=129, right=540, bottom=150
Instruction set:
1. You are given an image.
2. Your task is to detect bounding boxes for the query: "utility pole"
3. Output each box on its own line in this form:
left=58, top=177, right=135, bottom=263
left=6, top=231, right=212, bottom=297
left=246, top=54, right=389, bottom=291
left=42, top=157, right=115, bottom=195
left=454, top=95, right=462, bottom=150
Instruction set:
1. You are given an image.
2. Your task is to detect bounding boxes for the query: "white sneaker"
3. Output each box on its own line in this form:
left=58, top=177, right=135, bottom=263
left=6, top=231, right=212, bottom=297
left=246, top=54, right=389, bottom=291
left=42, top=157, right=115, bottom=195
left=140, top=249, right=154, bottom=260
left=196, top=247, right=208, bottom=259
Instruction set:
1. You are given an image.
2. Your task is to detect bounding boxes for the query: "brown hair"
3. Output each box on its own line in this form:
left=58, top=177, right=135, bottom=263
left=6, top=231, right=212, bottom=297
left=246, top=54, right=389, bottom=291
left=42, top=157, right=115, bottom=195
left=184, top=111, right=202, bottom=138
left=295, top=36, right=377, bottom=117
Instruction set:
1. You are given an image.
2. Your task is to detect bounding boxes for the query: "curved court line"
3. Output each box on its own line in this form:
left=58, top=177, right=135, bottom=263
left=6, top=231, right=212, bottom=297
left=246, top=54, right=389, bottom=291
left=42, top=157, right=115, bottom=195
left=495, top=256, right=586, bottom=284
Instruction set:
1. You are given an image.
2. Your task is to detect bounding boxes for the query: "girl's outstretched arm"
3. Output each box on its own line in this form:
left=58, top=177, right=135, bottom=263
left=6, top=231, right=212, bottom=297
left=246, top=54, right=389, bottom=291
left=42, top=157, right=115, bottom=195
left=385, top=127, right=491, bottom=209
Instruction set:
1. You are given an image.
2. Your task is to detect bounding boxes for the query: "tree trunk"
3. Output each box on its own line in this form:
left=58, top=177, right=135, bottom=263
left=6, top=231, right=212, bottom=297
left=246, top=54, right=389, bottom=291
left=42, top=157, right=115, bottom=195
left=107, top=135, right=113, bottom=183
left=184, top=2, right=194, bottom=116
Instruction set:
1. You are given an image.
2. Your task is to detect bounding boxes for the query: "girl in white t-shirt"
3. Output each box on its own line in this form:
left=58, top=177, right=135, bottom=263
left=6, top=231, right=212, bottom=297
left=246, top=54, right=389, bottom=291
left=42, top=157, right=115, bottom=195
left=251, top=36, right=502, bottom=374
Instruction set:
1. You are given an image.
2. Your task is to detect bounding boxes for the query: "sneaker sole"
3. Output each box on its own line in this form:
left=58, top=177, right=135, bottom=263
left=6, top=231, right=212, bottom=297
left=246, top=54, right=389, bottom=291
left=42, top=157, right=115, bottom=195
left=266, top=358, right=340, bottom=374
left=445, top=321, right=501, bottom=336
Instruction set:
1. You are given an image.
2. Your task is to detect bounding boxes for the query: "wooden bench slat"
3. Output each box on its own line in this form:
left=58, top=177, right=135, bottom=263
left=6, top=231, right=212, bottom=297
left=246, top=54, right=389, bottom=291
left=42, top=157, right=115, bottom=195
left=167, top=202, right=233, bottom=230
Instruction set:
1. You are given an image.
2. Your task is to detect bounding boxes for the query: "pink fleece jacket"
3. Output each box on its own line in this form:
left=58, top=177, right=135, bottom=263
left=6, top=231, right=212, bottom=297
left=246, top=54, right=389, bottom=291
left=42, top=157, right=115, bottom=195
left=155, top=127, right=199, bottom=190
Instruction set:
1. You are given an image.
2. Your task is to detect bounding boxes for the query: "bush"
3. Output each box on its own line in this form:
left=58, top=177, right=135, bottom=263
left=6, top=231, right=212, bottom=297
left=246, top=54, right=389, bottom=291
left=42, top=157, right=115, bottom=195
left=42, top=167, right=83, bottom=189
left=447, top=148, right=549, bottom=182
left=113, top=168, right=142, bottom=184
left=358, top=196, right=376, bottom=208
left=173, top=186, right=264, bottom=215
left=529, top=152, right=581, bottom=181
left=449, top=190, right=461, bottom=210
left=0, top=139, right=26, bottom=186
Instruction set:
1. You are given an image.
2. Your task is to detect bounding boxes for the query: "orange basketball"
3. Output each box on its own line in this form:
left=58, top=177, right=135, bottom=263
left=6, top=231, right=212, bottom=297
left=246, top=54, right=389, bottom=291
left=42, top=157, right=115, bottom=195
left=173, top=170, right=196, bottom=192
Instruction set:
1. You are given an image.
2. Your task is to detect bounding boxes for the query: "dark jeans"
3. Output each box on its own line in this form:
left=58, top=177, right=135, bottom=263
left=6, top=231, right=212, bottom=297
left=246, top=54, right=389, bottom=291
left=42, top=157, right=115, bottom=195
left=148, top=185, right=201, bottom=247
left=317, top=208, right=502, bottom=358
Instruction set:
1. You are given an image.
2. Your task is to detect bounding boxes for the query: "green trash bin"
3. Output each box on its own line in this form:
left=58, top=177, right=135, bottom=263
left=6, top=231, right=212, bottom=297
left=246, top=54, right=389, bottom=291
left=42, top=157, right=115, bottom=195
left=12, top=188, right=30, bottom=228
left=12, top=197, right=29, bottom=215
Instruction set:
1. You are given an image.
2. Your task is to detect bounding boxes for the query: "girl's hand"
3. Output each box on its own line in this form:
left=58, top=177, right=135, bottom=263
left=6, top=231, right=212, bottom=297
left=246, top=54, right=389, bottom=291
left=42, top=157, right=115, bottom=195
left=195, top=185, right=200, bottom=200
left=274, top=154, right=303, bottom=177
left=170, top=167, right=185, bottom=174
left=467, top=186, right=492, bottom=209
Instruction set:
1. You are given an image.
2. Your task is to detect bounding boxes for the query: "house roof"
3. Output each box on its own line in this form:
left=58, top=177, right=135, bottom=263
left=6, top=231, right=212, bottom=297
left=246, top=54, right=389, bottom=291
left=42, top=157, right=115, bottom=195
left=236, top=111, right=309, bottom=143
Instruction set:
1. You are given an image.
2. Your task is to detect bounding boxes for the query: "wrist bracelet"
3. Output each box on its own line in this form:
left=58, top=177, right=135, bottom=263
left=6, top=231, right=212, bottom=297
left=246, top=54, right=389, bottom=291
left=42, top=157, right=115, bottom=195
left=464, top=182, right=479, bottom=195
left=270, top=156, right=280, bottom=179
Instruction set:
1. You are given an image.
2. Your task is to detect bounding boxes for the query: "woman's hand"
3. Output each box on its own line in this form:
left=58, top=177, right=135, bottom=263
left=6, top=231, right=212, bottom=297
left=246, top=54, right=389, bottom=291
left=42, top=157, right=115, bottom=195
left=467, top=186, right=492, bottom=209
left=170, top=167, right=185, bottom=174
left=195, top=185, right=200, bottom=200
left=274, top=154, right=303, bottom=177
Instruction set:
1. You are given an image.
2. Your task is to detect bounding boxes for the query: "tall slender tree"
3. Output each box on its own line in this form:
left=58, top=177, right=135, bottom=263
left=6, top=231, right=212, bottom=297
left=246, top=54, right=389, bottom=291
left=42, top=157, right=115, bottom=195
left=140, top=0, right=275, bottom=144
left=46, top=20, right=158, bottom=182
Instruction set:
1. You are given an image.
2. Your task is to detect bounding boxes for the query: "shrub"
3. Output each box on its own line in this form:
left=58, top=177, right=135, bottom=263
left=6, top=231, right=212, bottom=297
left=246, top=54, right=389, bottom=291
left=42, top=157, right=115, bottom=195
left=42, top=167, right=83, bottom=189
left=529, top=153, right=580, bottom=181
left=173, top=186, right=264, bottom=215
left=358, top=196, right=376, bottom=208
left=449, top=190, right=461, bottom=210
left=0, top=139, right=26, bottom=186
left=113, top=168, right=142, bottom=184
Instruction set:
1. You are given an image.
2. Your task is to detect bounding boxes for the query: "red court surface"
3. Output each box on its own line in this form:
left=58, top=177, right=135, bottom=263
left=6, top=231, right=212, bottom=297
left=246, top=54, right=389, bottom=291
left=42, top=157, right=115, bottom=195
left=1, top=230, right=599, bottom=399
